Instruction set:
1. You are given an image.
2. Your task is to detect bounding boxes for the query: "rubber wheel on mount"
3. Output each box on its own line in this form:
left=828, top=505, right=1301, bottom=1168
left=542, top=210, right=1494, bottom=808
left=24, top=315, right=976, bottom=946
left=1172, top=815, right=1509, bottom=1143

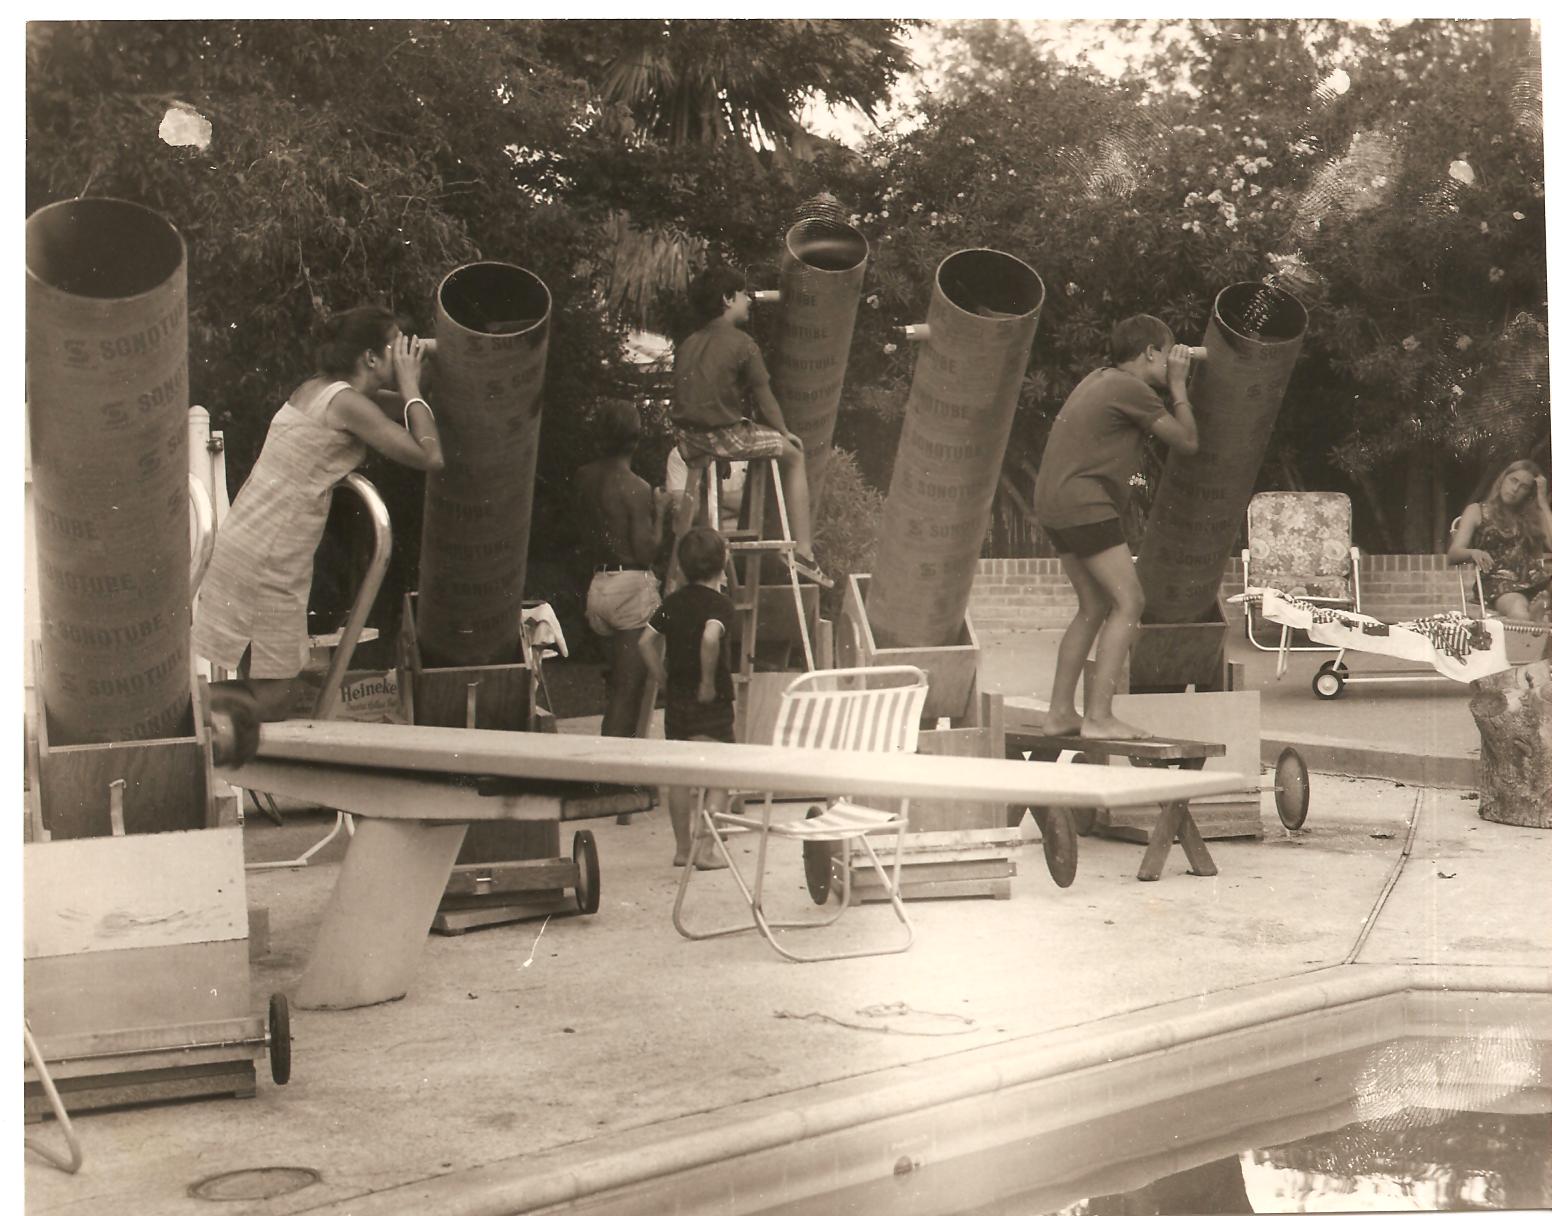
left=1311, top=661, right=1346, bottom=700
left=802, top=807, right=836, bottom=905
left=268, top=993, right=291, bottom=1086
left=1274, top=746, right=1311, bottom=830
left=572, top=830, right=600, bottom=915
left=1042, top=807, right=1078, bottom=888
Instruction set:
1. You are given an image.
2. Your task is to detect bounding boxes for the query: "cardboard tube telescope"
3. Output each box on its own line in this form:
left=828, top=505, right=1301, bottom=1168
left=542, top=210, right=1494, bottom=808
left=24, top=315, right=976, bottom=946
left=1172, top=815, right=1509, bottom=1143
left=766, top=217, right=869, bottom=510
left=415, top=262, right=551, bottom=668
left=867, top=249, right=1045, bottom=649
left=26, top=198, right=192, bottom=745
left=1135, top=281, right=1308, bottom=624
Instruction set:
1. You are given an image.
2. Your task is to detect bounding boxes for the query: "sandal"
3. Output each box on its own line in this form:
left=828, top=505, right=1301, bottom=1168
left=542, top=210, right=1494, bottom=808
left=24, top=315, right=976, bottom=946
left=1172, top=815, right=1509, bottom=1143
left=793, top=552, right=834, bottom=588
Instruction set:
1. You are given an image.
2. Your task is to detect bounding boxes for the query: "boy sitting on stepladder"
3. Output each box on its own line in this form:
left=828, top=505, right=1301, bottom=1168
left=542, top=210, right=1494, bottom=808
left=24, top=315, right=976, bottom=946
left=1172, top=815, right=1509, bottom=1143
left=639, top=527, right=736, bottom=869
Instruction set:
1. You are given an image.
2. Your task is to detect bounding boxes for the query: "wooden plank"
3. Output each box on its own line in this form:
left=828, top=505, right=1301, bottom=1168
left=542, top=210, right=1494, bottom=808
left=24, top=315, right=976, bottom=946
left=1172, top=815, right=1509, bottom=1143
left=846, top=876, right=1011, bottom=903
left=455, top=820, right=560, bottom=867
left=861, top=844, right=1021, bottom=865
left=885, top=826, right=1023, bottom=851
left=232, top=719, right=1247, bottom=810
left=412, top=663, right=533, bottom=732
left=27, top=1016, right=262, bottom=1079
left=443, top=858, right=574, bottom=897
left=432, top=897, right=574, bottom=935
left=843, top=574, right=981, bottom=721
left=1099, top=800, right=1263, bottom=842
left=845, top=859, right=1015, bottom=885
left=24, top=827, right=247, bottom=959
left=25, top=940, right=253, bottom=1040
left=26, top=1061, right=256, bottom=1120
left=39, top=734, right=209, bottom=839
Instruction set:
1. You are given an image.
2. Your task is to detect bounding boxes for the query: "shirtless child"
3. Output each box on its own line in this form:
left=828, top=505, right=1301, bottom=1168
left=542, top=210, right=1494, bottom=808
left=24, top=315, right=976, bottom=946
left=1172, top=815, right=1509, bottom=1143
left=577, top=400, right=668, bottom=738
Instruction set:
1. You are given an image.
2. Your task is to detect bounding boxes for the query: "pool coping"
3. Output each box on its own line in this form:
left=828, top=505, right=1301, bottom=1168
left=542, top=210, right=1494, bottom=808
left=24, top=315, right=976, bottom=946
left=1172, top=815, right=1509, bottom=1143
left=302, top=962, right=1552, bottom=1215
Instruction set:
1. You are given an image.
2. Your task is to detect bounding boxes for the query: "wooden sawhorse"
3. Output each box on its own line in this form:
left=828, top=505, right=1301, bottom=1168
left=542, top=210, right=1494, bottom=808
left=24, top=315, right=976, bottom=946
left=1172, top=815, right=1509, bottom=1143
left=1005, top=718, right=1227, bottom=883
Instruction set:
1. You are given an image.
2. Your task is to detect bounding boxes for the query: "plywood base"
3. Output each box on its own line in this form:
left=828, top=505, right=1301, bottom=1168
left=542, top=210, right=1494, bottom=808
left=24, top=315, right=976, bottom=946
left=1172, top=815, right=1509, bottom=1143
left=432, top=894, right=575, bottom=935
left=832, top=826, right=1021, bottom=903
left=25, top=1060, right=256, bottom=1122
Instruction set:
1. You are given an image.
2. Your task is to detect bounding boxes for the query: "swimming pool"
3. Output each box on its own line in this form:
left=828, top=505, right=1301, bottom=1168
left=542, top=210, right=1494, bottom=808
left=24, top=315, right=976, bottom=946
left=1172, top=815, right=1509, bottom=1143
left=317, top=965, right=1549, bottom=1215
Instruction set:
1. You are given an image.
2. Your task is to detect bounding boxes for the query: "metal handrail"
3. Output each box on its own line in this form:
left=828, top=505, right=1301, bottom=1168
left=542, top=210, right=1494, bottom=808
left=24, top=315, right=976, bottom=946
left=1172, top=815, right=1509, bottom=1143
left=246, top=472, right=391, bottom=871
left=311, top=473, right=393, bottom=722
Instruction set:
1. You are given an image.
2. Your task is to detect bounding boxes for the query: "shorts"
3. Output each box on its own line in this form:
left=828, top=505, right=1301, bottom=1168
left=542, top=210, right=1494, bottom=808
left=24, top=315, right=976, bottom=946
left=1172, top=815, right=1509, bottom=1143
left=1044, top=518, right=1128, bottom=559
left=665, top=698, right=735, bottom=743
left=585, top=569, right=661, bottom=635
left=676, top=419, right=786, bottom=465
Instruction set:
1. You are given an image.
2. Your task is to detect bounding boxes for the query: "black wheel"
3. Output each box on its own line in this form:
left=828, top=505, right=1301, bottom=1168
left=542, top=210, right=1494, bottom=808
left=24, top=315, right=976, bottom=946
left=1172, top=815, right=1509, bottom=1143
left=803, top=807, right=836, bottom=904
left=1274, top=747, right=1311, bottom=830
left=572, top=830, right=600, bottom=915
left=268, top=993, right=291, bottom=1086
left=1042, top=807, right=1078, bottom=889
left=1312, top=661, right=1346, bottom=700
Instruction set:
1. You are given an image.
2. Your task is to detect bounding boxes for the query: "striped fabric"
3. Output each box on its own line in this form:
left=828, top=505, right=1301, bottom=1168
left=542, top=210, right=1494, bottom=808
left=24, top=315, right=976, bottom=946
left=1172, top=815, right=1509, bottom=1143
left=192, top=380, right=366, bottom=678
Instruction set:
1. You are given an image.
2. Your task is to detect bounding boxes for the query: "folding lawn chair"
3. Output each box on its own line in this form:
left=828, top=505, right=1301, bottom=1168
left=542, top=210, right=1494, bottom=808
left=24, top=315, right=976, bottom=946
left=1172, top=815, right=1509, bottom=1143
left=1241, top=491, right=1363, bottom=653
left=671, top=665, right=929, bottom=963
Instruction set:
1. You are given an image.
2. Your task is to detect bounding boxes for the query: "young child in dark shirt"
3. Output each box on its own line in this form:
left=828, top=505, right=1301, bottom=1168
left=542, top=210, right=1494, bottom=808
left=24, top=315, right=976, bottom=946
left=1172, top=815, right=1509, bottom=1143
left=639, top=527, right=736, bottom=869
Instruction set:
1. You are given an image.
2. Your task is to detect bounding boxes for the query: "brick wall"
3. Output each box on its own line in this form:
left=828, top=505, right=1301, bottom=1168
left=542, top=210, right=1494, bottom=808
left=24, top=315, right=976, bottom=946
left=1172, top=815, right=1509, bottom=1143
left=968, top=555, right=1467, bottom=631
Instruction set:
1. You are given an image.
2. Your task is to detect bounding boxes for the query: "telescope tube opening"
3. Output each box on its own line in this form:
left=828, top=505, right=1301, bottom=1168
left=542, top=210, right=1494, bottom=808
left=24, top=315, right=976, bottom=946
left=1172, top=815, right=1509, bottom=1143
left=937, top=249, right=1045, bottom=319
left=1215, top=281, right=1308, bottom=343
left=26, top=197, right=186, bottom=300
left=438, top=263, right=551, bottom=337
left=787, top=218, right=869, bottom=274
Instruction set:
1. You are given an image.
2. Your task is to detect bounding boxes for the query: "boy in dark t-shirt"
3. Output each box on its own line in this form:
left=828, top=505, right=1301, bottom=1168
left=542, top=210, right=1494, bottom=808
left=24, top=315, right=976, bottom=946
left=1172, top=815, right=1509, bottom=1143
left=640, top=527, right=736, bottom=869
left=1030, top=314, right=1202, bottom=740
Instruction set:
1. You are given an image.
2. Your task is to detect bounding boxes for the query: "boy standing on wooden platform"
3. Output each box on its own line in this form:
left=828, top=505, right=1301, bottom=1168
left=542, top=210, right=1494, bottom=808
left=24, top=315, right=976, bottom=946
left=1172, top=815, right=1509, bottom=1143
left=639, top=527, right=736, bottom=869
left=1032, top=314, right=1201, bottom=741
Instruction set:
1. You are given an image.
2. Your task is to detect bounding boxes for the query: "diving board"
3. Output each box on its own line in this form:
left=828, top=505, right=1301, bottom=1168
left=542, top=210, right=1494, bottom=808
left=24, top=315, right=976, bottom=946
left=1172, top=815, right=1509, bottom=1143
left=223, top=721, right=1244, bottom=1010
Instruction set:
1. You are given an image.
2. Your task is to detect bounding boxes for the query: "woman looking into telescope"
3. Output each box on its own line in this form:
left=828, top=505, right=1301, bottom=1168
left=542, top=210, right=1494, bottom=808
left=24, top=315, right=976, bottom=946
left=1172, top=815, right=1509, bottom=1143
left=194, top=305, right=443, bottom=733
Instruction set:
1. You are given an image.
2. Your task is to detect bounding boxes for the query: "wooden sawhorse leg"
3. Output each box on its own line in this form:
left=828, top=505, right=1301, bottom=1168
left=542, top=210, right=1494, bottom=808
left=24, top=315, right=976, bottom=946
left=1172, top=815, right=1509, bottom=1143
left=1136, top=799, right=1218, bottom=882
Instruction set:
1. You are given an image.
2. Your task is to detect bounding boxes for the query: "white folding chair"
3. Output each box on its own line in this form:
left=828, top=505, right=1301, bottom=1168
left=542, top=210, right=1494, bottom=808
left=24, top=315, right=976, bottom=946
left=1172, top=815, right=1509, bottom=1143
left=671, top=665, right=929, bottom=962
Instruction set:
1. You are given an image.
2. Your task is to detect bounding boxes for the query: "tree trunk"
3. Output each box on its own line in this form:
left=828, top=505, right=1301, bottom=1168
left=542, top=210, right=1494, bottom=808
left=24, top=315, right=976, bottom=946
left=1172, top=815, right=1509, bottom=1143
left=1470, top=659, right=1552, bottom=826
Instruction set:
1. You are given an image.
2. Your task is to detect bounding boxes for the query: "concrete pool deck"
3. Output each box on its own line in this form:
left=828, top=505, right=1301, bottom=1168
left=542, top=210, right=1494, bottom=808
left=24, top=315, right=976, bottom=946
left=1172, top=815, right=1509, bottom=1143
left=22, top=630, right=1551, bottom=1214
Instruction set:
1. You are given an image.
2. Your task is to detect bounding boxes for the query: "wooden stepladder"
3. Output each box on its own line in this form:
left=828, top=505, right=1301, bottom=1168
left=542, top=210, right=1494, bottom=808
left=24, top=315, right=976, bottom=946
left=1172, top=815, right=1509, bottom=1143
left=702, top=459, right=831, bottom=739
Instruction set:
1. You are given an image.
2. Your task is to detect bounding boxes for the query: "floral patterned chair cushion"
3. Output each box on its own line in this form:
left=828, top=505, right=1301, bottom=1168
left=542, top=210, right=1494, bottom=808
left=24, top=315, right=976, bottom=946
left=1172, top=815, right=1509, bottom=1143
left=1245, top=492, right=1356, bottom=602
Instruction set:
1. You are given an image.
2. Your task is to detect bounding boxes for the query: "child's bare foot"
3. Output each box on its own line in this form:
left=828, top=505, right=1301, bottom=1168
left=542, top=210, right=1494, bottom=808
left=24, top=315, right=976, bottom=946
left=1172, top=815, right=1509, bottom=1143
left=673, top=851, right=691, bottom=867
left=1040, top=710, right=1083, bottom=737
left=1080, top=715, right=1152, bottom=741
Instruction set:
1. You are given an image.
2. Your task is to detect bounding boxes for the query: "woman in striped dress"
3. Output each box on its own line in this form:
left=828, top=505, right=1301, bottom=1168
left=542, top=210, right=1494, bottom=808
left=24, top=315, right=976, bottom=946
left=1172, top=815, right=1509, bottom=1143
left=194, top=306, right=443, bottom=734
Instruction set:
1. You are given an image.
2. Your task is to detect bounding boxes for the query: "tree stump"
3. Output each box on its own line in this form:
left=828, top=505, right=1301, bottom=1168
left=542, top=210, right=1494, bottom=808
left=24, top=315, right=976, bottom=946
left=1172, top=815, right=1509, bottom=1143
left=1469, top=659, right=1552, bottom=827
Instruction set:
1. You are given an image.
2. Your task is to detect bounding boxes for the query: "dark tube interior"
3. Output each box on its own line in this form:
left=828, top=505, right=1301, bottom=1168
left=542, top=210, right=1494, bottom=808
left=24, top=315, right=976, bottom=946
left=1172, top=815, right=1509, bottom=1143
left=788, top=218, right=868, bottom=273
left=26, top=198, right=184, bottom=299
left=1214, top=281, right=1308, bottom=342
left=938, top=249, right=1045, bottom=319
left=439, top=262, right=551, bottom=335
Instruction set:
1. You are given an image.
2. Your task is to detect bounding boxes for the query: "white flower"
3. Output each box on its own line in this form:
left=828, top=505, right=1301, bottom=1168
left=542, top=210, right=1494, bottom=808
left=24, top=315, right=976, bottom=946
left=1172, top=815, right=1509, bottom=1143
left=956, top=192, right=965, bottom=199
left=1480, top=222, right=1490, bottom=234
left=1206, top=189, right=1224, bottom=204
left=1513, top=211, right=1526, bottom=220
left=1190, top=221, right=1204, bottom=234
left=1249, top=184, right=1263, bottom=196
left=1451, top=384, right=1465, bottom=397
left=1065, top=282, right=1080, bottom=296
left=1182, top=221, right=1192, bottom=230
left=848, top=214, right=861, bottom=225
left=961, top=136, right=976, bottom=146
left=1455, top=334, right=1472, bottom=351
left=911, top=201, right=923, bottom=212
left=1489, top=266, right=1505, bottom=282
left=1128, top=472, right=1147, bottom=487
left=1371, top=175, right=1388, bottom=189
left=1402, top=335, right=1420, bottom=352
left=866, top=294, right=880, bottom=309
left=882, top=342, right=898, bottom=354
left=1232, top=179, right=1244, bottom=192
left=1448, top=159, right=1476, bottom=185
left=880, top=209, right=889, bottom=218
left=1007, top=168, right=1017, bottom=177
